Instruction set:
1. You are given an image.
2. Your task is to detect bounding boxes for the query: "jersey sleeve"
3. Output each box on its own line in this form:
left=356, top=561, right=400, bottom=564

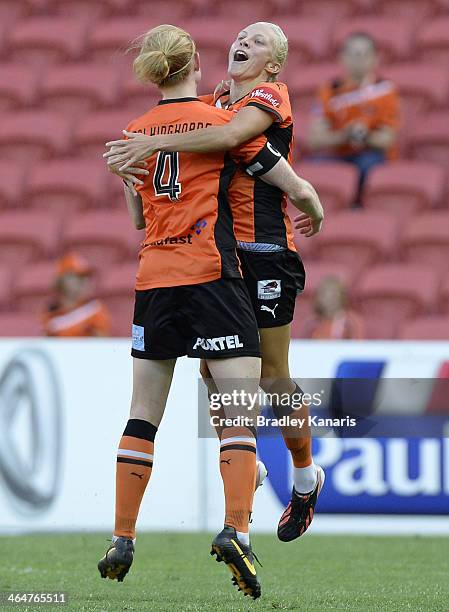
left=198, top=93, right=215, bottom=106
left=243, top=83, right=291, bottom=123
left=377, top=85, right=400, bottom=129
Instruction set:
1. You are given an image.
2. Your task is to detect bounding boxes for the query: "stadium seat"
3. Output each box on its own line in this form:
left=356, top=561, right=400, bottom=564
left=357, top=264, right=440, bottom=338
left=294, top=0, right=363, bottom=20
left=401, top=213, right=449, bottom=272
left=0, top=266, right=13, bottom=310
left=0, top=63, right=40, bottom=110
left=88, top=18, right=147, bottom=64
left=439, top=276, right=449, bottom=315
left=284, top=63, right=340, bottom=115
left=47, top=0, right=130, bottom=20
left=26, top=159, right=110, bottom=214
left=311, top=210, right=399, bottom=275
left=281, top=19, right=332, bottom=62
left=99, top=263, right=137, bottom=336
left=0, top=211, right=61, bottom=268
left=399, top=316, right=449, bottom=340
left=0, top=111, right=71, bottom=162
left=14, top=261, right=57, bottom=313
left=74, top=110, right=136, bottom=158
left=372, top=0, right=438, bottom=21
left=40, top=64, right=120, bottom=117
left=409, top=112, right=449, bottom=174
left=291, top=262, right=355, bottom=338
left=294, top=161, right=359, bottom=211
left=62, top=211, right=143, bottom=272
left=333, top=18, right=414, bottom=61
left=6, top=18, right=88, bottom=66
left=0, top=163, right=26, bottom=208
left=182, top=19, right=233, bottom=75
left=121, top=73, right=161, bottom=116
left=0, top=312, right=41, bottom=337
left=417, top=18, right=449, bottom=63
left=134, top=0, right=204, bottom=20
left=364, top=161, right=446, bottom=216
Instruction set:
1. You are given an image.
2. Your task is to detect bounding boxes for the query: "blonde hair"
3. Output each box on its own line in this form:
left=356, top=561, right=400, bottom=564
left=254, top=22, right=288, bottom=82
left=132, top=24, right=196, bottom=87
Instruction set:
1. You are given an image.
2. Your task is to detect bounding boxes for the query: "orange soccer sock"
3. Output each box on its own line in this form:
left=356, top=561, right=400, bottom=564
left=114, top=418, right=158, bottom=540
left=219, top=426, right=257, bottom=534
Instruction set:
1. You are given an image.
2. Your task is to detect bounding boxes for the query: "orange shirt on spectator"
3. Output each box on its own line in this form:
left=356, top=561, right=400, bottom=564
left=304, top=311, right=365, bottom=340
left=43, top=299, right=111, bottom=337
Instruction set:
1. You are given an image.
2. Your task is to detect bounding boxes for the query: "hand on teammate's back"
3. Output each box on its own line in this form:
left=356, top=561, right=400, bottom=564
left=105, top=145, right=149, bottom=195
left=104, top=131, right=157, bottom=171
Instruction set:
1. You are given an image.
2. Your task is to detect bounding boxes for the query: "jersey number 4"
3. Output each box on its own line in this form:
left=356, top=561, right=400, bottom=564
left=153, top=152, right=181, bottom=201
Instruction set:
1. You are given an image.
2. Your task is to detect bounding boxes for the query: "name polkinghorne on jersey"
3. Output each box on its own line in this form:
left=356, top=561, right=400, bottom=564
left=135, top=121, right=212, bottom=136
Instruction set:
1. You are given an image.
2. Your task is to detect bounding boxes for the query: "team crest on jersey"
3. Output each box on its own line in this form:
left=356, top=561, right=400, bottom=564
left=258, top=280, right=281, bottom=300
left=132, top=324, right=145, bottom=351
left=250, top=87, right=281, bottom=108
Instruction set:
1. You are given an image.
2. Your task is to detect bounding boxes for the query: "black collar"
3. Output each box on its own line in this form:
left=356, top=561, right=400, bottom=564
left=158, top=97, right=199, bottom=105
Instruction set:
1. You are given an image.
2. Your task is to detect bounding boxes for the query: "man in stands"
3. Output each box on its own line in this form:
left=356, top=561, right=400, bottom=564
left=307, top=32, right=400, bottom=205
left=42, top=253, right=111, bottom=337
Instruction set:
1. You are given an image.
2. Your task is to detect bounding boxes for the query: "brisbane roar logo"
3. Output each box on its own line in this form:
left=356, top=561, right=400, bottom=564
left=250, top=88, right=281, bottom=108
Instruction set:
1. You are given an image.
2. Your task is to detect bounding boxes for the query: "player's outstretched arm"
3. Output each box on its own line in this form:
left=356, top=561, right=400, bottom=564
left=104, top=106, right=273, bottom=171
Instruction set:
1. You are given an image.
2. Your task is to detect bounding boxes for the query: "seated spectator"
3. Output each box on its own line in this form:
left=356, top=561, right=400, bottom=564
left=42, top=253, right=111, bottom=337
left=303, top=276, right=364, bottom=340
left=307, top=32, right=400, bottom=205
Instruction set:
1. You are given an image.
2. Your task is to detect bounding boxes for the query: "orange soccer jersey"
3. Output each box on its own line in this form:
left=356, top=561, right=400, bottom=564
left=214, top=82, right=296, bottom=251
left=315, top=75, right=400, bottom=158
left=127, top=98, right=268, bottom=290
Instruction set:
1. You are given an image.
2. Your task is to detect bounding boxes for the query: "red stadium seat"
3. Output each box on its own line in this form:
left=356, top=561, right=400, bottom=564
left=0, top=63, right=40, bottom=110
left=295, top=0, right=363, bottom=20
left=440, top=276, right=449, bottom=314
left=282, top=19, right=332, bottom=62
left=62, top=211, right=143, bottom=272
left=294, top=162, right=359, bottom=211
left=134, top=0, right=204, bottom=20
left=7, top=18, right=88, bottom=66
left=410, top=113, right=449, bottom=174
left=100, top=263, right=137, bottom=336
left=26, top=159, right=110, bottom=214
left=372, top=0, right=438, bottom=21
left=417, top=18, right=449, bottom=63
left=47, top=0, right=130, bottom=20
left=0, top=163, right=26, bottom=208
left=0, top=266, right=13, bottom=310
left=284, top=64, right=340, bottom=115
left=88, top=18, right=146, bottom=65
left=40, top=64, right=120, bottom=117
left=401, top=213, right=449, bottom=272
left=357, top=264, right=440, bottom=338
left=334, top=18, right=414, bottom=61
left=0, top=111, right=71, bottom=162
left=182, top=19, right=233, bottom=79
left=0, top=211, right=61, bottom=268
left=74, top=110, right=136, bottom=158
left=399, top=316, right=449, bottom=340
left=0, top=313, right=41, bottom=337
left=311, top=210, right=399, bottom=275
left=364, top=161, right=445, bottom=217
left=121, top=73, right=161, bottom=116
left=14, top=261, right=57, bottom=313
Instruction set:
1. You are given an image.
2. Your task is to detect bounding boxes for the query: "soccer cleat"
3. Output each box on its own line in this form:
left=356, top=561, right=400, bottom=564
left=210, top=526, right=261, bottom=599
left=97, top=537, right=134, bottom=582
left=255, top=460, right=268, bottom=489
left=277, top=465, right=325, bottom=542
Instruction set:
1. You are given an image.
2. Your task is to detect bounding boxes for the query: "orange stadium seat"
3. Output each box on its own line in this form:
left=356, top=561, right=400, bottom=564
left=333, top=18, right=414, bottom=62
left=0, top=211, right=61, bottom=268
left=0, top=63, right=40, bottom=110
left=417, top=18, right=449, bottom=63
left=40, top=64, right=120, bottom=117
left=0, top=266, right=13, bottom=310
left=357, top=264, right=440, bottom=338
left=291, top=262, right=355, bottom=339
left=281, top=19, right=332, bottom=62
left=399, top=316, right=449, bottom=340
left=26, top=159, right=110, bottom=214
left=0, top=313, right=41, bottom=337
left=100, top=263, right=137, bottom=336
left=14, top=261, right=57, bottom=313
left=0, top=111, right=71, bottom=162
left=294, top=162, right=359, bottom=211
left=401, top=213, right=449, bottom=272
left=410, top=114, right=449, bottom=174
left=284, top=63, right=339, bottom=115
left=0, top=163, right=26, bottom=208
left=6, top=18, right=88, bottom=66
left=311, top=210, right=398, bottom=275
left=364, top=161, right=446, bottom=216
left=74, top=110, right=136, bottom=158
left=62, top=211, right=143, bottom=272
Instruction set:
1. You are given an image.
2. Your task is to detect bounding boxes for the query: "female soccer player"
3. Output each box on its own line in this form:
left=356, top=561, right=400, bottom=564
left=97, top=25, right=322, bottom=600
left=105, top=22, right=324, bottom=544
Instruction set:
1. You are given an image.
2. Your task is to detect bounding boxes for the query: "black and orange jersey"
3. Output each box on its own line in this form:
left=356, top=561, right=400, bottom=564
left=126, top=98, right=275, bottom=290
left=214, top=82, right=296, bottom=251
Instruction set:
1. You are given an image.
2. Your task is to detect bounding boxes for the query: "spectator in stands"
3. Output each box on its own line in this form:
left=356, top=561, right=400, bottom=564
left=303, top=276, right=364, bottom=340
left=307, top=32, right=400, bottom=205
left=42, top=253, right=111, bottom=337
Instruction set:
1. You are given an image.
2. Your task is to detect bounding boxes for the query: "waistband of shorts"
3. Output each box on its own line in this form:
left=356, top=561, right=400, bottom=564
left=237, top=241, right=286, bottom=252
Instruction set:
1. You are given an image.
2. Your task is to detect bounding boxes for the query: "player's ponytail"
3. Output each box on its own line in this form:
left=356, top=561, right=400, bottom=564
left=132, top=25, right=196, bottom=88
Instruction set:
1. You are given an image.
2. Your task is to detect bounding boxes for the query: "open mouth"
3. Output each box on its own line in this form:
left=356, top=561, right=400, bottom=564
left=233, top=49, right=249, bottom=62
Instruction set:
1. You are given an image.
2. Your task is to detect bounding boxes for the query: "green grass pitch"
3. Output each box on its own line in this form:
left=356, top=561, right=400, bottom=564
left=0, top=533, right=447, bottom=611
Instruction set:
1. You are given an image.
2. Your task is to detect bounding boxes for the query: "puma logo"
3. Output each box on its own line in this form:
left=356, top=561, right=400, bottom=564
left=260, top=303, right=279, bottom=318
left=131, top=472, right=144, bottom=479
left=220, top=459, right=231, bottom=465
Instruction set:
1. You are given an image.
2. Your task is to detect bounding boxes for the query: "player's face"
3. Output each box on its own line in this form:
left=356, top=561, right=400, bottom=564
left=228, top=24, right=277, bottom=82
left=342, top=38, right=377, bottom=81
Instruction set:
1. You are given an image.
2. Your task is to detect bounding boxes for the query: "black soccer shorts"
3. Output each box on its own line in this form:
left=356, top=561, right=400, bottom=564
left=131, top=277, right=260, bottom=360
left=237, top=248, right=306, bottom=329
